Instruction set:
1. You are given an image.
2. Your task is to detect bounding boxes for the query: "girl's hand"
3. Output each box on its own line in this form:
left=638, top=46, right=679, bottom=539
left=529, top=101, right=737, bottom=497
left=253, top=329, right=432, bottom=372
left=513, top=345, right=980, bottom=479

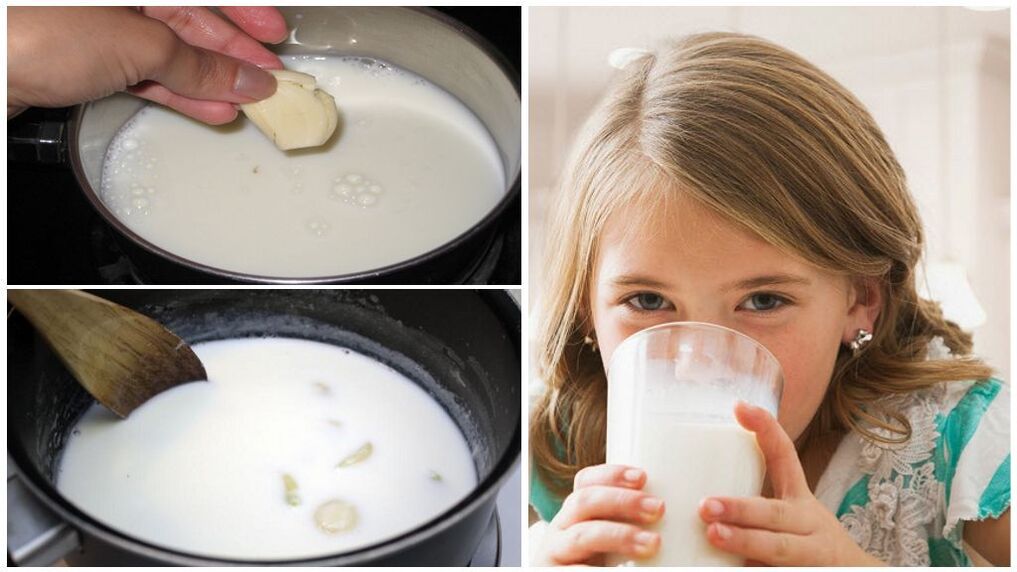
left=533, top=464, right=664, bottom=566
left=698, top=402, right=885, bottom=566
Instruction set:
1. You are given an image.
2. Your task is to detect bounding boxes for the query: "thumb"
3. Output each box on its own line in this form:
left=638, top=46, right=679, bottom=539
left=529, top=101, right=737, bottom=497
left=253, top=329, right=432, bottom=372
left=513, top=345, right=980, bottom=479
left=734, top=401, right=810, bottom=499
left=148, top=40, right=277, bottom=104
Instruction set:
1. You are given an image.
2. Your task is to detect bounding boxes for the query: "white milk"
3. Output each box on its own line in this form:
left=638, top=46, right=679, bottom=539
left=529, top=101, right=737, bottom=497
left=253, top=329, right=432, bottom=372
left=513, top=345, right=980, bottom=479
left=99, top=56, right=506, bottom=277
left=606, top=416, right=763, bottom=566
left=57, top=338, right=477, bottom=560
left=606, top=357, right=768, bottom=566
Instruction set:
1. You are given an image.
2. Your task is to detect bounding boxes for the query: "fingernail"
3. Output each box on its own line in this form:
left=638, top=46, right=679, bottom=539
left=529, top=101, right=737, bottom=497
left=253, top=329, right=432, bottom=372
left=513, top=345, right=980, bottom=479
left=640, top=496, right=664, bottom=514
left=233, top=64, right=276, bottom=100
left=635, top=531, right=658, bottom=548
left=623, top=469, right=644, bottom=483
left=713, top=523, right=733, bottom=540
left=701, top=498, right=724, bottom=517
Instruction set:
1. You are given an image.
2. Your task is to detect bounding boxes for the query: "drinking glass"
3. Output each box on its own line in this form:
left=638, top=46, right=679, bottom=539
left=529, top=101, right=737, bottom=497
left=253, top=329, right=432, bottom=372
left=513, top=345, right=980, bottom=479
left=606, top=322, right=783, bottom=566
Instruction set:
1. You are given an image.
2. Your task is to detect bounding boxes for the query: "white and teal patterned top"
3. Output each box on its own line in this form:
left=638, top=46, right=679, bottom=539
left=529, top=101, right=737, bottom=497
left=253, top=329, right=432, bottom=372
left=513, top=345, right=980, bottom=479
left=814, top=374, right=1009, bottom=566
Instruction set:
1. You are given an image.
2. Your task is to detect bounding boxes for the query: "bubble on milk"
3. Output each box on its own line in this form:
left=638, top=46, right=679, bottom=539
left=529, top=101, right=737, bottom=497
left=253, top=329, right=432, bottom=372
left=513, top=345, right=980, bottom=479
left=100, top=115, right=165, bottom=219
left=306, top=218, right=331, bottom=237
left=328, top=172, right=384, bottom=208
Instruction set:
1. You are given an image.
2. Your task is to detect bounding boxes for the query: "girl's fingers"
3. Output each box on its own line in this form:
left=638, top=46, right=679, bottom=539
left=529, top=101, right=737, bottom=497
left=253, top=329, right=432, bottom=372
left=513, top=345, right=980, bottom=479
left=141, top=6, right=284, bottom=70
left=706, top=522, right=812, bottom=566
left=698, top=496, right=814, bottom=535
left=555, top=485, right=664, bottom=528
left=574, top=464, right=647, bottom=490
left=548, top=520, right=660, bottom=564
left=734, top=402, right=810, bottom=499
left=127, top=82, right=238, bottom=125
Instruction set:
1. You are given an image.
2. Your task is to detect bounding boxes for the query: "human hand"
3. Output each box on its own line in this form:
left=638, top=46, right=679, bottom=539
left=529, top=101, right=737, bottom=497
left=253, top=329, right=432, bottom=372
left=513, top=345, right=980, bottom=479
left=8, top=7, right=287, bottom=124
left=532, top=464, right=664, bottom=566
left=698, top=402, right=885, bottom=566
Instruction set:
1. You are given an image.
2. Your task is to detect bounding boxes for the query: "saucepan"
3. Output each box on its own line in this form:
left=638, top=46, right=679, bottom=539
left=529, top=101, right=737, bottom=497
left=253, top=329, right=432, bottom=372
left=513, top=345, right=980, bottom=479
left=7, top=289, right=520, bottom=565
left=39, top=7, right=520, bottom=284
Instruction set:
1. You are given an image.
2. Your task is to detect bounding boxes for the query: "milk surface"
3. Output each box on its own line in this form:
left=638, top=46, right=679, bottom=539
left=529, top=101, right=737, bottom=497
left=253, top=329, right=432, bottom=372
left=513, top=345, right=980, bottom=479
left=57, top=338, right=477, bottom=560
left=99, top=56, right=506, bottom=277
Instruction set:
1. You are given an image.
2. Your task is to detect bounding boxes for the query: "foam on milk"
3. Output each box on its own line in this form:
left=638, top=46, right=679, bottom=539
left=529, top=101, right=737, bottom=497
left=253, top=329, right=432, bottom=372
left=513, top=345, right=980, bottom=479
left=99, top=55, right=506, bottom=277
left=56, top=338, right=477, bottom=560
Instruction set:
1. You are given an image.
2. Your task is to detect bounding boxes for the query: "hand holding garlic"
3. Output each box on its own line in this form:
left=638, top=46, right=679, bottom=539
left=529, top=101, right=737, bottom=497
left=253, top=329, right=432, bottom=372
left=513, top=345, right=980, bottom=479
left=240, top=70, right=339, bottom=151
left=7, top=7, right=286, bottom=124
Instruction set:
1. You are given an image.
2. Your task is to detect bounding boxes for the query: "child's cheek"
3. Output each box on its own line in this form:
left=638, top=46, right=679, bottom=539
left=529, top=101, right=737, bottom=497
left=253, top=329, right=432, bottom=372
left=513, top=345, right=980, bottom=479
left=769, top=338, right=838, bottom=440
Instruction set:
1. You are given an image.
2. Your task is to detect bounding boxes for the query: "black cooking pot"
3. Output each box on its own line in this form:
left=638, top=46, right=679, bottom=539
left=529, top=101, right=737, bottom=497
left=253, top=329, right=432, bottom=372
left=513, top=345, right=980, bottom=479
left=7, top=289, right=520, bottom=565
left=11, top=7, right=520, bottom=284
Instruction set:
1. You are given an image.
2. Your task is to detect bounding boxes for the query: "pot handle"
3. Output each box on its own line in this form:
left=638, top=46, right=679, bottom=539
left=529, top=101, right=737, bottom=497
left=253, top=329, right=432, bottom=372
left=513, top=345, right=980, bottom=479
left=7, top=108, right=69, bottom=165
left=7, top=456, right=80, bottom=566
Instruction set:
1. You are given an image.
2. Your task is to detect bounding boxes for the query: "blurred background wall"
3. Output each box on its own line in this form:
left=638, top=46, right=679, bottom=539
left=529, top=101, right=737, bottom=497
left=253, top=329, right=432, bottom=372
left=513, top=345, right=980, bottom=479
left=529, top=6, right=1010, bottom=380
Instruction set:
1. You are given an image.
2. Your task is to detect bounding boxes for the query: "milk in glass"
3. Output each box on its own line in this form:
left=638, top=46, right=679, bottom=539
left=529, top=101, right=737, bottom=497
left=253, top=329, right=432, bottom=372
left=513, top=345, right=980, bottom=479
left=605, top=323, right=781, bottom=566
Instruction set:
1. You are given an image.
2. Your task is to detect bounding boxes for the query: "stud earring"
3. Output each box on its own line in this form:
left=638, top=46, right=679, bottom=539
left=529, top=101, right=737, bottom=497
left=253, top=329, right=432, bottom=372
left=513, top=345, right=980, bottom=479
left=848, top=329, right=873, bottom=355
left=583, top=335, right=599, bottom=354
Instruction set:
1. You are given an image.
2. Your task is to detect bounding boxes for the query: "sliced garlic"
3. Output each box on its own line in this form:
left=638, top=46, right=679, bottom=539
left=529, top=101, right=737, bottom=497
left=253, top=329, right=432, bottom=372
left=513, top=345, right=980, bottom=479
left=336, top=442, right=373, bottom=468
left=314, top=499, right=358, bottom=534
left=240, top=70, right=339, bottom=151
left=282, top=473, right=300, bottom=506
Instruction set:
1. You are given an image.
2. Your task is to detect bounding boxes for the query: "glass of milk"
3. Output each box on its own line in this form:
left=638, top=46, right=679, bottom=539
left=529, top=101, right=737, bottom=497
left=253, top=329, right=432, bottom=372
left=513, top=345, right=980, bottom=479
left=605, top=322, right=782, bottom=566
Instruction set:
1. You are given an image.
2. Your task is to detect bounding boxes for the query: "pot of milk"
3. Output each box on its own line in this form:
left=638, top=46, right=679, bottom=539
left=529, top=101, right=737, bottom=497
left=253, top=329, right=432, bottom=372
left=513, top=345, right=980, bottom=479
left=7, top=289, right=520, bottom=565
left=66, top=7, right=520, bottom=283
left=605, top=322, right=783, bottom=566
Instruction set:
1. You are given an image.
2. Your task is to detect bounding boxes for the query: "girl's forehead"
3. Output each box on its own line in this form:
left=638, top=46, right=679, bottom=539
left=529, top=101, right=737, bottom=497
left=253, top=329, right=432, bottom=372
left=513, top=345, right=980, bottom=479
left=595, top=193, right=838, bottom=289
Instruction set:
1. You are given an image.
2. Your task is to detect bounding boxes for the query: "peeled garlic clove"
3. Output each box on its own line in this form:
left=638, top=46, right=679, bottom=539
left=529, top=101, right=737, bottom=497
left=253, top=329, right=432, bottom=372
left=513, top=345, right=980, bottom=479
left=240, top=70, right=338, bottom=151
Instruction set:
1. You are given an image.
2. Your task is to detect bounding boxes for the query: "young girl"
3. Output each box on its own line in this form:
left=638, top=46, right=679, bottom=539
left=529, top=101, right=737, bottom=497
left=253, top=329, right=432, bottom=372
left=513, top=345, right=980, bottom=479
left=530, top=32, right=1009, bottom=566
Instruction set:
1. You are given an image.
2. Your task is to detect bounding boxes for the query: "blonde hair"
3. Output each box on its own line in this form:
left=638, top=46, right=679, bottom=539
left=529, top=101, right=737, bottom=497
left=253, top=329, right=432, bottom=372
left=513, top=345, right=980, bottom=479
left=531, top=32, right=993, bottom=497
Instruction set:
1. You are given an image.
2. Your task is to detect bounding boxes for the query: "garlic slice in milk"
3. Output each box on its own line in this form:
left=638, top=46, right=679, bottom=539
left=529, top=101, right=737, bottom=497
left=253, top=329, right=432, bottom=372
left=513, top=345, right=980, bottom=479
left=240, top=70, right=338, bottom=151
left=282, top=473, right=301, bottom=506
left=314, top=499, right=359, bottom=534
left=336, top=442, right=373, bottom=468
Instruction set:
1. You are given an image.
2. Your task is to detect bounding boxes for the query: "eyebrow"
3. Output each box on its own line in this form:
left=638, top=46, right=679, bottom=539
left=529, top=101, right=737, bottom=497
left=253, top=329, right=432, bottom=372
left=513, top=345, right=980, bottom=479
left=609, top=274, right=673, bottom=289
left=723, top=274, right=812, bottom=291
left=608, top=273, right=811, bottom=291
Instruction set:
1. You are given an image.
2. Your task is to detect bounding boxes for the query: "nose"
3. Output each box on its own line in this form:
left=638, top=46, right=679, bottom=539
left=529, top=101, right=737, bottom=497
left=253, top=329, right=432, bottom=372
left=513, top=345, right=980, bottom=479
left=672, top=303, right=731, bottom=330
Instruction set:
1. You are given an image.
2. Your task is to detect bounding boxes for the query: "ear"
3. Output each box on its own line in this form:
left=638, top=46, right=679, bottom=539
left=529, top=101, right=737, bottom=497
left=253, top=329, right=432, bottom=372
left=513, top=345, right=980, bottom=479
left=842, top=276, right=883, bottom=345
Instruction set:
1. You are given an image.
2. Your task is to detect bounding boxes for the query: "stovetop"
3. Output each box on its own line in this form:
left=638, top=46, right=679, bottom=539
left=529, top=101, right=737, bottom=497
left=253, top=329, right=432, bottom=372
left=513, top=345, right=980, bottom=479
left=6, top=7, right=520, bottom=286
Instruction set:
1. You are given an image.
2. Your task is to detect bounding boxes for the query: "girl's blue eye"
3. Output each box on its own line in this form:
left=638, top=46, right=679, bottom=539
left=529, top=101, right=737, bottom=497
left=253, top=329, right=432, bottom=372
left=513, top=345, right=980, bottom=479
left=739, top=293, right=786, bottom=312
left=628, top=293, right=672, bottom=311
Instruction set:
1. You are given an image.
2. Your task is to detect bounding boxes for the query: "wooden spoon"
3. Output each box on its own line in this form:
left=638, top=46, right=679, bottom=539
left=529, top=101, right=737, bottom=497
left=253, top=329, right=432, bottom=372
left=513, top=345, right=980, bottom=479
left=8, top=289, right=207, bottom=418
